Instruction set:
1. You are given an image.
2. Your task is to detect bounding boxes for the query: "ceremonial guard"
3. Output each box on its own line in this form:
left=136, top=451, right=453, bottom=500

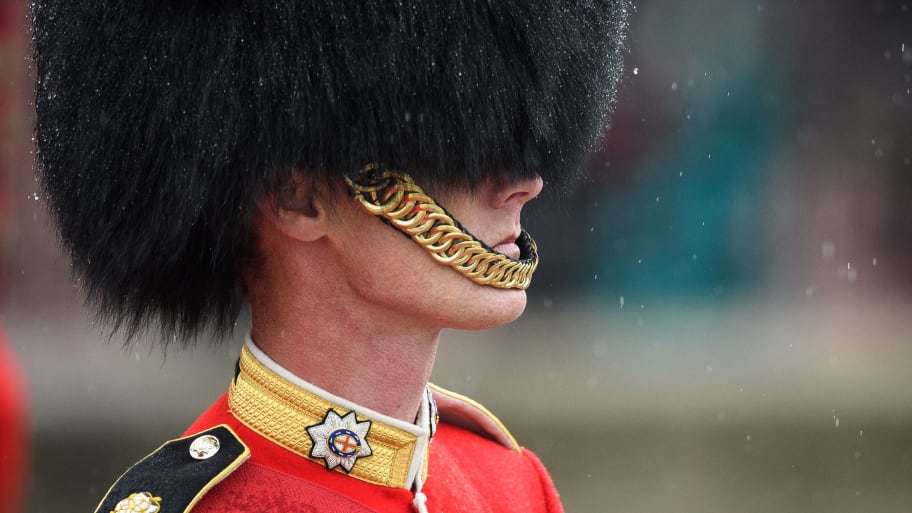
left=31, top=2, right=629, bottom=512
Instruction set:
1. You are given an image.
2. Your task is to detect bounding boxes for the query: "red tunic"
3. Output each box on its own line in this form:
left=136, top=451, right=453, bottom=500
left=184, top=392, right=563, bottom=513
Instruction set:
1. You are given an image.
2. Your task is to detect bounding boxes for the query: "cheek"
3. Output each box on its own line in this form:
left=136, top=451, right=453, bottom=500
left=338, top=226, right=436, bottom=301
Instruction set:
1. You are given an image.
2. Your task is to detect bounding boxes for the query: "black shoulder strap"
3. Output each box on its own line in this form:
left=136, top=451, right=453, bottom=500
left=94, top=425, right=250, bottom=513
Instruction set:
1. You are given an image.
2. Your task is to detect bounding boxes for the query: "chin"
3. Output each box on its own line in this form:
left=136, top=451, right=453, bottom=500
left=448, top=289, right=528, bottom=331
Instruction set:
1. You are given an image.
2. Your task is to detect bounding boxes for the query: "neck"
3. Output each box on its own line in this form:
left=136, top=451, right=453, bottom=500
left=249, top=289, right=440, bottom=424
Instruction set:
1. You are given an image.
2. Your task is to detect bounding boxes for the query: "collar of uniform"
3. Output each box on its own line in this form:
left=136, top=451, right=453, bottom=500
left=228, top=339, right=435, bottom=490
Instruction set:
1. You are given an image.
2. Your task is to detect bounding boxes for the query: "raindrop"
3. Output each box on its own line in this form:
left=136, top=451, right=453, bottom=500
left=821, top=240, right=836, bottom=260
left=872, top=257, right=878, bottom=267
left=619, top=296, right=625, bottom=308
left=632, top=67, right=639, bottom=75
left=670, top=81, right=678, bottom=91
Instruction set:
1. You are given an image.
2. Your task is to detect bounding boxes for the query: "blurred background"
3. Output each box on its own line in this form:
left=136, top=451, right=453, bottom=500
left=2, top=1, right=911, bottom=512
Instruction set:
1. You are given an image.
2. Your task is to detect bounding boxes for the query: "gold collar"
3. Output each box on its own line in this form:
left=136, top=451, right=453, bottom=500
left=228, top=344, right=436, bottom=489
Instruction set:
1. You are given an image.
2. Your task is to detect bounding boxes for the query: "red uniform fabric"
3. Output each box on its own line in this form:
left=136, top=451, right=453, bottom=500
left=184, top=394, right=563, bottom=513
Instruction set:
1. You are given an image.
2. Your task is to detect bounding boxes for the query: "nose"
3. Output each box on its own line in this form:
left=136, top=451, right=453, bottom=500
left=492, top=175, right=544, bottom=209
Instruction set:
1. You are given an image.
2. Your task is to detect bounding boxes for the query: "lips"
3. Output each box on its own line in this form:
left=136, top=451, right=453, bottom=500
left=492, top=232, right=522, bottom=259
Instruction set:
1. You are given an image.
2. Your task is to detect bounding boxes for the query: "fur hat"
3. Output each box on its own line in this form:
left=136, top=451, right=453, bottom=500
left=32, top=1, right=630, bottom=340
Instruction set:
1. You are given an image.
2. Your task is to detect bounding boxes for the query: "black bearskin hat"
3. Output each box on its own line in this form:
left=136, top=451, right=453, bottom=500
left=31, top=1, right=631, bottom=341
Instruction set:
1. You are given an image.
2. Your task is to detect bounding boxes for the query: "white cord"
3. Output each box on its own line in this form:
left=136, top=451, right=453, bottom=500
left=412, top=475, right=430, bottom=513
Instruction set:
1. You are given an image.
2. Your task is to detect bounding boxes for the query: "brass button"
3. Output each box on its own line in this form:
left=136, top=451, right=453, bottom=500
left=189, top=434, right=220, bottom=460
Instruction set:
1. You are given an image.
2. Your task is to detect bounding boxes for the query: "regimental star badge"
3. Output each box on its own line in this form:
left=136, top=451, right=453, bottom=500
left=307, top=409, right=373, bottom=472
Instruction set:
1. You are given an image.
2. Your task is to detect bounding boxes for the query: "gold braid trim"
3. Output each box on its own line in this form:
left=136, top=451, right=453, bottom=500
left=345, top=164, right=539, bottom=290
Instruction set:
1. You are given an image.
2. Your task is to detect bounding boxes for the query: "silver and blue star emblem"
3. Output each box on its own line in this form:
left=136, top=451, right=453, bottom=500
left=307, top=409, right=372, bottom=472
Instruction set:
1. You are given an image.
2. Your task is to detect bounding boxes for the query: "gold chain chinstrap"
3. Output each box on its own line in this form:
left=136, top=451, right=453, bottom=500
left=346, top=164, right=539, bottom=289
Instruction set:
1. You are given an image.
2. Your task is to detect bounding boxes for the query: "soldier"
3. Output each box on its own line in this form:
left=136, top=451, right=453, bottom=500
left=32, top=2, right=629, bottom=512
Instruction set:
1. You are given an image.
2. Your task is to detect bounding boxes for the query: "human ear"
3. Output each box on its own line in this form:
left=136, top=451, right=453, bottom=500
left=266, top=170, right=329, bottom=242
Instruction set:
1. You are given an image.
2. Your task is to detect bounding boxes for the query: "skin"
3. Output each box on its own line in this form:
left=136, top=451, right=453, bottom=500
left=243, top=174, right=543, bottom=423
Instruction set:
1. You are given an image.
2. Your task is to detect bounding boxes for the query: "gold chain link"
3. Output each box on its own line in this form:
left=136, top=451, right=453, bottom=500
left=346, top=164, right=538, bottom=290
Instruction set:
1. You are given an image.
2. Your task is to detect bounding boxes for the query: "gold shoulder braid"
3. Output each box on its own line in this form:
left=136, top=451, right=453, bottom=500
left=345, top=164, right=539, bottom=289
